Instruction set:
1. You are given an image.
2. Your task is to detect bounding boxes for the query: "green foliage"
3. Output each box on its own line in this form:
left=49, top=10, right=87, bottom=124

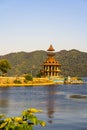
left=0, top=59, right=11, bottom=75
left=36, top=72, right=42, bottom=78
left=24, top=74, right=33, bottom=81
left=56, top=49, right=87, bottom=77
left=0, top=49, right=87, bottom=77
left=0, top=108, right=46, bottom=130
left=63, top=77, right=68, bottom=84
left=0, top=114, right=5, bottom=119
left=77, top=77, right=83, bottom=81
left=13, top=79, right=22, bottom=84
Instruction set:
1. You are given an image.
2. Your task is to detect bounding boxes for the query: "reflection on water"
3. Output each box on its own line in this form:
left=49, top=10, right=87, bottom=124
left=0, top=99, right=8, bottom=107
left=46, top=86, right=56, bottom=124
left=0, top=88, right=9, bottom=114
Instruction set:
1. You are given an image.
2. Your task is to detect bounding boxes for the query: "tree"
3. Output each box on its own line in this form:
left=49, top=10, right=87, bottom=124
left=0, top=59, right=11, bottom=76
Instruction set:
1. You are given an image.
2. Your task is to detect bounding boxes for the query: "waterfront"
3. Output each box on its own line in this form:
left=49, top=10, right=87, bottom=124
left=0, top=82, right=87, bottom=130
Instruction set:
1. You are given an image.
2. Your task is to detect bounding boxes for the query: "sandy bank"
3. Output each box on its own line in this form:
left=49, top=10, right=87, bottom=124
left=0, top=76, right=84, bottom=87
left=0, top=77, right=55, bottom=87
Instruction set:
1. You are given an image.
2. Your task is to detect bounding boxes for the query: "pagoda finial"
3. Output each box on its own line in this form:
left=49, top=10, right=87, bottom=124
left=47, top=44, right=55, bottom=51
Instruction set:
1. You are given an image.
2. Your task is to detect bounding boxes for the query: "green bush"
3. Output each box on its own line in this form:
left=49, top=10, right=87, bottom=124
left=36, top=72, right=42, bottom=78
left=24, top=74, right=33, bottom=81
left=13, top=79, right=22, bottom=84
left=0, top=108, right=46, bottom=130
left=77, top=77, right=83, bottom=81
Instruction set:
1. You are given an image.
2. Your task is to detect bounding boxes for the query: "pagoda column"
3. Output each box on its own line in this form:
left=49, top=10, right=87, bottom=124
left=54, top=72, right=56, bottom=76
left=54, top=66, right=56, bottom=76
left=47, top=66, right=49, bottom=77
left=51, top=66, right=53, bottom=76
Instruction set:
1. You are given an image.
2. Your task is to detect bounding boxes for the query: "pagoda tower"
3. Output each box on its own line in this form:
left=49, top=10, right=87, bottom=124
left=42, top=44, right=61, bottom=77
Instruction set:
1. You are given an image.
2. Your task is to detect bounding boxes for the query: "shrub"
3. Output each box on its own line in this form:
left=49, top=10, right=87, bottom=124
left=36, top=72, right=42, bottom=78
left=13, top=79, right=22, bottom=84
left=24, top=74, right=33, bottom=81
left=0, top=108, right=46, bottom=130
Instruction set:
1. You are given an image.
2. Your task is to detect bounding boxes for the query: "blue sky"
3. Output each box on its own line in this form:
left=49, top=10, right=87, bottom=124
left=0, top=0, right=87, bottom=55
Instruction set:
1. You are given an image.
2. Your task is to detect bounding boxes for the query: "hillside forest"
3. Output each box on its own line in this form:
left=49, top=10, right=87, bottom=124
left=0, top=49, right=87, bottom=77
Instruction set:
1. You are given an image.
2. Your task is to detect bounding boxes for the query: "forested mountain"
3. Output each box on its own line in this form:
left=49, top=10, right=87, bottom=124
left=0, top=49, right=87, bottom=77
left=56, top=49, right=87, bottom=77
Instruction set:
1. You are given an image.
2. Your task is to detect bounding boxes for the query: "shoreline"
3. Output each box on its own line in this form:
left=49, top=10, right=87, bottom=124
left=0, top=76, right=85, bottom=87
left=0, top=82, right=86, bottom=87
left=0, top=77, right=55, bottom=87
left=0, top=81, right=85, bottom=87
left=0, top=83, right=55, bottom=87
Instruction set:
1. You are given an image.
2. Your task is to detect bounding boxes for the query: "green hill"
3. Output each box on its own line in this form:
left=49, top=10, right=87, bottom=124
left=56, top=49, right=87, bottom=77
left=0, top=49, right=87, bottom=77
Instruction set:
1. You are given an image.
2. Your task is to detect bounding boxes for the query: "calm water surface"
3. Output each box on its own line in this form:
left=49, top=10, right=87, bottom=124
left=0, top=83, right=87, bottom=130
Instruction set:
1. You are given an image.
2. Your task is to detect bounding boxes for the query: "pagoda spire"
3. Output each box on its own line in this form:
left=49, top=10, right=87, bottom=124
left=47, top=44, right=55, bottom=51
left=47, top=44, right=55, bottom=56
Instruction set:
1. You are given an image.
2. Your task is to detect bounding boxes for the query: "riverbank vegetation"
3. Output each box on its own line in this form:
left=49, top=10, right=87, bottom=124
left=0, top=76, right=54, bottom=87
left=0, top=59, right=11, bottom=76
left=0, top=108, right=46, bottom=130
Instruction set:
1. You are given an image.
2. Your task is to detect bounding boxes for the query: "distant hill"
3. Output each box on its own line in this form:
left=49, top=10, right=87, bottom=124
left=56, top=49, right=87, bottom=77
left=0, top=49, right=87, bottom=77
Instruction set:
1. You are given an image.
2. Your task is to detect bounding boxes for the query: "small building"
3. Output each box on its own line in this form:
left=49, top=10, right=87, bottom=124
left=42, top=44, right=61, bottom=77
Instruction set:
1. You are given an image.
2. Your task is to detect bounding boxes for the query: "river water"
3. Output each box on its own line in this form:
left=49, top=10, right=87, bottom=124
left=0, top=82, right=87, bottom=130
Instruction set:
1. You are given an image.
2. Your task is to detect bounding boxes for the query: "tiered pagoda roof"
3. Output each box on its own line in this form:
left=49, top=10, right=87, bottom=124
left=43, top=44, right=61, bottom=66
left=43, top=56, right=61, bottom=66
